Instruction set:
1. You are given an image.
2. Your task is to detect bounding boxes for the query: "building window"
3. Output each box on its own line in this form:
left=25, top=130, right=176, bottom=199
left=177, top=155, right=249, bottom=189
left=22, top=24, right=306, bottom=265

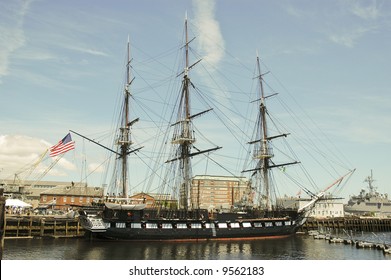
left=79, top=196, right=83, bottom=202
left=71, top=197, right=75, bottom=203
left=43, top=195, right=47, bottom=202
left=63, top=197, right=67, bottom=203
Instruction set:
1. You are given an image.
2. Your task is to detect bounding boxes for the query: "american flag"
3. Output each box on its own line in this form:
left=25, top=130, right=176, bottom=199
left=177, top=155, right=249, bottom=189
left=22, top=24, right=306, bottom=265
left=49, top=133, right=75, bottom=157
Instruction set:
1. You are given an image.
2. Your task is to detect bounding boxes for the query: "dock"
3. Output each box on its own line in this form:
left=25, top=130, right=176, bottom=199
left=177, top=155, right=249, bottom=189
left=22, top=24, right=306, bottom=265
left=303, top=217, right=391, bottom=255
left=4, top=215, right=85, bottom=239
left=307, top=229, right=391, bottom=255
left=0, top=189, right=6, bottom=259
left=300, top=217, right=391, bottom=232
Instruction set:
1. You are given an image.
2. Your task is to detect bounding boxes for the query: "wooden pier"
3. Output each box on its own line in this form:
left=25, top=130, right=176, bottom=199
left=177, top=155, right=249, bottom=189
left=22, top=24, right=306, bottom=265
left=4, top=215, right=85, bottom=239
left=300, top=217, right=391, bottom=232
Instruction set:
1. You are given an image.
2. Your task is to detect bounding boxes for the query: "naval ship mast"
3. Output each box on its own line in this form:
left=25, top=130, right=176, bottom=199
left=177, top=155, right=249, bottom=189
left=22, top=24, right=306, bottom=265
left=166, top=15, right=221, bottom=211
left=364, top=170, right=376, bottom=194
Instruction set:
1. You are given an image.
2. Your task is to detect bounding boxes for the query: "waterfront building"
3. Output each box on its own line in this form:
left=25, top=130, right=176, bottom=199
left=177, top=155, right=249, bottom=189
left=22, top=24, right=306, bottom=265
left=0, top=179, right=81, bottom=208
left=39, top=183, right=104, bottom=211
left=190, top=175, right=252, bottom=211
left=128, top=193, right=177, bottom=209
left=278, top=194, right=345, bottom=218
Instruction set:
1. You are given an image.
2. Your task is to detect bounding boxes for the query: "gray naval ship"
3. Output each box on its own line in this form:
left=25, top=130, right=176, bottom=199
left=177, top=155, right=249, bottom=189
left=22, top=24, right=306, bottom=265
left=345, top=171, right=391, bottom=217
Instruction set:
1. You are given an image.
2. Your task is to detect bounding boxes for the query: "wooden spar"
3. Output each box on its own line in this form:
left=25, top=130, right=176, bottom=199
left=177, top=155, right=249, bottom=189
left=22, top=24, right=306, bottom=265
left=322, top=168, right=356, bottom=193
left=165, top=146, right=222, bottom=163
left=298, top=168, right=356, bottom=213
left=69, top=130, right=121, bottom=156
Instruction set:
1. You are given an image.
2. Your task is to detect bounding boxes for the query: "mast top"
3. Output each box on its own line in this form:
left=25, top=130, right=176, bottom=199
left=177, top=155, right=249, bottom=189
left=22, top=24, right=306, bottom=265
left=365, top=170, right=376, bottom=193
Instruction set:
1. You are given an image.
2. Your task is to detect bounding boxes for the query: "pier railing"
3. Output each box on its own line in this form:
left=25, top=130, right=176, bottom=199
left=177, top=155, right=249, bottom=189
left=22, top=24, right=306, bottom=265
left=300, top=217, right=391, bottom=233
left=4, top=215, right=84, bottom=239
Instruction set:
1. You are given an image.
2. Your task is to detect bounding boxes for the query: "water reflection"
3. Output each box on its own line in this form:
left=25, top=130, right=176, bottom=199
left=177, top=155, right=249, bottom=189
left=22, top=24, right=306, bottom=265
left=62, top=235, right=308, bottom=260
left=4, top=234, right=391, bottom=260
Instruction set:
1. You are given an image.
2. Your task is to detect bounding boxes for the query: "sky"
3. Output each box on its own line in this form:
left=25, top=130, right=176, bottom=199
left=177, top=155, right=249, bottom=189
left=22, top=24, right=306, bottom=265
left=1, top=0, right=391, bottom=202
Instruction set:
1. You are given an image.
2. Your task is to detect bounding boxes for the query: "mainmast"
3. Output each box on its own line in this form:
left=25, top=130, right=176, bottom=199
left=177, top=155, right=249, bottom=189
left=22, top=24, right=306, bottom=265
left=181, top=15, right=193, bottom=210
left=168, top=15, right=221, bottom=210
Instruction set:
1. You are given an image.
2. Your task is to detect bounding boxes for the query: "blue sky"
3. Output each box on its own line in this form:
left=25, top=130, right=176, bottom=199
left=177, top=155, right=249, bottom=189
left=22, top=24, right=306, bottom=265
left=1, top=0, right=390, bottom=201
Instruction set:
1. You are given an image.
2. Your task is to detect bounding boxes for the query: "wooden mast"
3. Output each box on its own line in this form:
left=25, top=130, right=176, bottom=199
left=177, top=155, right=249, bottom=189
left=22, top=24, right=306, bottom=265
left=70, top=38, right=142, bottom=202
left=242, top=54, right=299, bottom=211
left=169, top=15, right=221, bottom=211
left=256, top=55, right=272, bottom=211
left=119, top=37, right=134, bottom=200
left=181, top=14, right=193, bottom=210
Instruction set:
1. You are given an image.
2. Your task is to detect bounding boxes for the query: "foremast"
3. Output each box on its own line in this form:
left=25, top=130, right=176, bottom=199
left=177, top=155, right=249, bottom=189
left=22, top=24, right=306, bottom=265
left=69, top=39, right=142, bottom=201
left=117, top=38, right=146, bottom=200
left=167, top=16, right=221, bottom=211
left=118, top=39, right=133, bottom=200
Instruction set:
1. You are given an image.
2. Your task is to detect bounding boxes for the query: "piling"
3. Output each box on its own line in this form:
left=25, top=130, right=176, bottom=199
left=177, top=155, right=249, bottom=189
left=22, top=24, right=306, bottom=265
left=0, top=189, right=5, bottom=259
left=301, top=217, right=391, bottom=232
left=4, top=215, right=85, bottom=239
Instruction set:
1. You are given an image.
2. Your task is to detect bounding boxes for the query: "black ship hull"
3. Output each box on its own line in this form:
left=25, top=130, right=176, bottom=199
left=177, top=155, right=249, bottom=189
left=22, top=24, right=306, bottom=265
left=80, top=208, right=304, bottom=241
left=93, top=224, right=298, bottom=241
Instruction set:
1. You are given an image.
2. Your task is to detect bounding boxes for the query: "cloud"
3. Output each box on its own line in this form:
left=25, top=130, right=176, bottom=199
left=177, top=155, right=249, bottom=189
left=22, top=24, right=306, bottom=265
left=0, top=134, right=76, bottom=181
left=350, top=0, right=381, bottom=20
left=190, top=0, right=234, bottom=119
left=0, top=134, right=48, bottom=178
left=0, top=0, right=33, bottom=82
left=328, top=26, right=374, bottom=48
left=327, top=1, right=382, bottom=47
left=192, top=0, right=225, bottom=68
left=311, top=94, right=391, bottom=144
left=283, top=4, right=307, bottom=18
left=88, top=163, right=105, bottom=174
left=65, top=45, right=109, bottom=57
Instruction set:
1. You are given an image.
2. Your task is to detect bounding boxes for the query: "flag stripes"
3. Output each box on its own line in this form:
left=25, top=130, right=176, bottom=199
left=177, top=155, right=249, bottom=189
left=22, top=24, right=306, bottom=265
left=49, top=133, right=75, bottom=157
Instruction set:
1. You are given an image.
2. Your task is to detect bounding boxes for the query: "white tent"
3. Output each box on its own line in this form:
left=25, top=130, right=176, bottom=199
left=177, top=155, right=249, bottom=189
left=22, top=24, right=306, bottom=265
left=5, top=198, right=33, bottom=208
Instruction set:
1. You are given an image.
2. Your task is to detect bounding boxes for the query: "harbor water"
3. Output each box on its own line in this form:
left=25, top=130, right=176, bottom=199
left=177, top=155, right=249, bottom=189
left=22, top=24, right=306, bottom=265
left=3, top=232, right=391, bottom=260
left=2, top=233, right=390, bottom=280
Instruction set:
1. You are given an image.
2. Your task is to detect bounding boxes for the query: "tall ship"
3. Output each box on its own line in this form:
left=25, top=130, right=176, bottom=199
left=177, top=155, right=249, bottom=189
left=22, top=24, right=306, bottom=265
left=78, top=16, right=354, bottom=240
left=344, top=171, right=391, bottom=217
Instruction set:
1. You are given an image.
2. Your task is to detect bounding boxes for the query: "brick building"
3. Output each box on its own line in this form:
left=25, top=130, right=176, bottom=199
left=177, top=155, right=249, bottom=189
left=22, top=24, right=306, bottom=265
left=39, top=184, right=104, bottom=211
left=190, top=175, right=251, bottom=211
left=129, top=193, right=177, bottom=209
